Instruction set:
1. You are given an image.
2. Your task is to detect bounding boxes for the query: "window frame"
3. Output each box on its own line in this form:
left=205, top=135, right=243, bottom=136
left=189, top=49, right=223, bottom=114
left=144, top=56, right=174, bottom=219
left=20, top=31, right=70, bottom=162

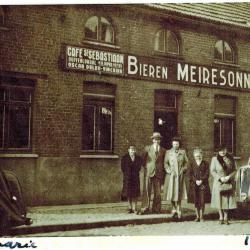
left=0, top=6, right=4, bottom=27
left=0, top=85, right=34, bottom=152
left=84, top=15, right=115, bottom=45
left=214, top=40, right=235, bottom=64
left=214, top=95, right=236, bottom=154
left=154, top=29, right=180, bottom=55
left=82, top=93, right=115, bottom=153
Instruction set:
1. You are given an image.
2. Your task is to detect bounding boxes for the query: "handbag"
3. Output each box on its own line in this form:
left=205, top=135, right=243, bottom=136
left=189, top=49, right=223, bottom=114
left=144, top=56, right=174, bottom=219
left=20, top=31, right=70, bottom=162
left=219, top=183, right=233, bottom=195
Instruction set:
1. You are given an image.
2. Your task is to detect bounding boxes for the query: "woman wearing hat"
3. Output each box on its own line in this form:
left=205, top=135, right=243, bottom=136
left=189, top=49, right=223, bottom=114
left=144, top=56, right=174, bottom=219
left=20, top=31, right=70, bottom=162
left=210, top=145, right=237, bottom=225
left=164, top=137, right=189, bottom=219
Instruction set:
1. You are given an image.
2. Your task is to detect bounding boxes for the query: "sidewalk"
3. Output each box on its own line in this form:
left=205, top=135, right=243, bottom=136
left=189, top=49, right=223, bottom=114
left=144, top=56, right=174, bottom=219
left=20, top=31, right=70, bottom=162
left=10, top=201, right=218, bottom=236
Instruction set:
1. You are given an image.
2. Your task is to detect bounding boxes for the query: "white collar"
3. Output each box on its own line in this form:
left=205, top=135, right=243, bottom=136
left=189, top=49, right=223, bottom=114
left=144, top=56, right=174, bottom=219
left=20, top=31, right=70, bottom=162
left=129, top=154, right=135, bottom=159
left=195, top=160, right=202, bottom=166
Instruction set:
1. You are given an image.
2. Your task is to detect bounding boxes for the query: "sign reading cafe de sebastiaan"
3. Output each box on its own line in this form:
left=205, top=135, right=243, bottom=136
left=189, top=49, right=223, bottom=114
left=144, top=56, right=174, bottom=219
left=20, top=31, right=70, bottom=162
left=65, top=45, right=250, bottom=91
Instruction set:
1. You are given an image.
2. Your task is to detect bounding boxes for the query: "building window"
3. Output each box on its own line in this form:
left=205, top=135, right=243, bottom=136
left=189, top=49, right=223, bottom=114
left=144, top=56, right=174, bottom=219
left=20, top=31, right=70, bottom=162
left=0, top=7, right=4, bottom=26
left=214, top=95, right=236, bottom=154
left=154, top=90, right=179, bottom=149
left=214, top=40, right=234, bottom=63
left=154, top=29, right=179, bottom=54
left=82, top=83, right=115, bottom=152
left=84, top=16, right=114, bottom=44
left=0, top=79, right=34, bottom=150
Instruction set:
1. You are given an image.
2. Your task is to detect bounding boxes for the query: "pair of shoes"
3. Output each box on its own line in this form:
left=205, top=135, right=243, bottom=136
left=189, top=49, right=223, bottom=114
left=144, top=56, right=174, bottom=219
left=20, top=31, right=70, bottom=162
left=171, top=209, right=177, bottom=214
left=128, top=209, right=134, bottom=214
left=137, top=208, right=149, bottom=215
left=177, top=211, right=182, bottom=219
left=25, top=218, right=33, bottom=226
left=194, top=217, right=200, bottom=222
left=224, top=220, right=230, bottom=225
left=172, top=212, right=178, bottom=219
left=219, top=219, right=224, bottom=225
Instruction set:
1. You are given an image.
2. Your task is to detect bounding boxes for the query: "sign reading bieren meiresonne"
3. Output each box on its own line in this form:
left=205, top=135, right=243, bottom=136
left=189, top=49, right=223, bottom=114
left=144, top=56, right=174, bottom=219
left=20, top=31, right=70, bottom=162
left=65, top=45, right=250, bottom=91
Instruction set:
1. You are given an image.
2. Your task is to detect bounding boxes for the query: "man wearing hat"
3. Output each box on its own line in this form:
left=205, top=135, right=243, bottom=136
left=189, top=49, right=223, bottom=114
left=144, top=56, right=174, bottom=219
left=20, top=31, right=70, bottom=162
left=139, top=132, right=166, bottom=214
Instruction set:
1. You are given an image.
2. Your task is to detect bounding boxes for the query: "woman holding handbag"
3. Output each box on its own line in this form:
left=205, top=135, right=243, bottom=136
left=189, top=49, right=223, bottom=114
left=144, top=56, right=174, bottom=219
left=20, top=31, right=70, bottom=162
left=210, top=144, right=237, bottom=225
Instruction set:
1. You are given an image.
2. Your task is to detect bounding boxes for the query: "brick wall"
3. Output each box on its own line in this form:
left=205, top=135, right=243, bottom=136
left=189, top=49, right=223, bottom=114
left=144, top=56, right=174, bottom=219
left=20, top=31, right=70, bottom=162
left=0, top=5, right=250, bottom=205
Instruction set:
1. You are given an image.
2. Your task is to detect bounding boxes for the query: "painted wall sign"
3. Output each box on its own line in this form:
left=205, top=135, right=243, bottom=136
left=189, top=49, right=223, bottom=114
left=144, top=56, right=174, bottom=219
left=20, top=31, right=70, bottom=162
left=125, top=54, right=250, bottom=90
left=66, top=45, right=124, bottom=75
left=65, top=45, right=250, bottom=91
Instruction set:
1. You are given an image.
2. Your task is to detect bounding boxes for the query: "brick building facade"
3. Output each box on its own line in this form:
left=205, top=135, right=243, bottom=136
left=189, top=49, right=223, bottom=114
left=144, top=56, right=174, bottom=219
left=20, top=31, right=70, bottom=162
left=0, top=4, right=250, bottom=206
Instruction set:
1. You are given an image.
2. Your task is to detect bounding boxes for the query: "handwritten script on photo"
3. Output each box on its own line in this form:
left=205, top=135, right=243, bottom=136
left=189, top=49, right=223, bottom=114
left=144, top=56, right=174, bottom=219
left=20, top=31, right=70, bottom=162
left=0, top=241, right=37, bottom=249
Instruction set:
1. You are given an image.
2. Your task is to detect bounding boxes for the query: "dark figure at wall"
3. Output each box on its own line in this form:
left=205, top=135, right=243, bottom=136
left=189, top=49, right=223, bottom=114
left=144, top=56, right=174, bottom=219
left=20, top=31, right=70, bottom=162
left=121, top=145, right=142, bottom=213
left=188, top=148, right=211, bottom=222
left=0, top=170, right=33, bottom=235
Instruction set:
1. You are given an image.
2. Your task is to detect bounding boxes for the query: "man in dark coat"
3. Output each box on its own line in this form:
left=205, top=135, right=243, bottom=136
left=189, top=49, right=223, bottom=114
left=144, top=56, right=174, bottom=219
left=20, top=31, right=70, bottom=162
left=121, top=145, right=142, bottom=213
left=0, top=170, right=32, bottom=235
left=139, top=132, right=166, bottom=214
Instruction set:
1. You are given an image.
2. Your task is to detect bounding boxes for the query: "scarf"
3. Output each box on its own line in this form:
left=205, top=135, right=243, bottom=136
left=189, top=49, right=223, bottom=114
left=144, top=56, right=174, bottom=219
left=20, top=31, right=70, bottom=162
left=217, top=153, right=235, bottom=175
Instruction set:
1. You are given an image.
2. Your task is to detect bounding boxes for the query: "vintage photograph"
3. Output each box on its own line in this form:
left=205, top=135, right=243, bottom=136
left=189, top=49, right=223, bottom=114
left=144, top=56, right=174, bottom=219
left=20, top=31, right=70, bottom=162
left=0, top=2, right=250, bottom=237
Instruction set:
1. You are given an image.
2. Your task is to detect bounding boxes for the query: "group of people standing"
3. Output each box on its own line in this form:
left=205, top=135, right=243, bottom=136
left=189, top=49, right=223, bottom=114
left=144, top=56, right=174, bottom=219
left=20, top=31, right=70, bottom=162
left=121, top=132, right=237, bottom=225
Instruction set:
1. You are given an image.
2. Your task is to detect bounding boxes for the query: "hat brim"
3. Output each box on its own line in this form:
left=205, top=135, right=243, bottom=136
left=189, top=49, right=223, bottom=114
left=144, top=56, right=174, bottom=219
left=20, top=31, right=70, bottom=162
left=171, top=137, right=181, bottom=142
left=151, top=136, right=162, bottom=139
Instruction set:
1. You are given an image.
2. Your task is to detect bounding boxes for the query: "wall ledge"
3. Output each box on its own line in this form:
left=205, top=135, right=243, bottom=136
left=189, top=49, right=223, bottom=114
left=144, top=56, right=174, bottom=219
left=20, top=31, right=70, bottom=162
left=0, top=154, right=39, bottom=158
left=234, top=156, right=241, bottom=160
left=0, top=26, right=9, bottom=31
left=80, top=154, right=119, bottom=159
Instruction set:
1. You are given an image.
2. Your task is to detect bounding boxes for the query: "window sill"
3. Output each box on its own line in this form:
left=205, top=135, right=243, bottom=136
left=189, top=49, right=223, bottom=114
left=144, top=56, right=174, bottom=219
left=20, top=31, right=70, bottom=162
left=213, top=60, right=240, bottom=68
left=80, top=154, right=119, bottom=159
left=152, top=51, right=184, bottom=61
left=82, top=40, right=121, bottom=50
left=0, top=154, right=39, bottom=158
left=234, top=156, right=241, bottom=160
left=0, top=26, right=9, bottom=31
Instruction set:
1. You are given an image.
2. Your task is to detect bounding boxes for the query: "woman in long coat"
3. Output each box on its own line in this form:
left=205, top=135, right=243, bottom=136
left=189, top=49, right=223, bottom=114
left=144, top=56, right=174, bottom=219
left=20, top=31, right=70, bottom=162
left=121, top=145, right=142, bottom=213
left=164, top=137, right=189, bottom=219
left=210, top=145, right=237, bottom=225
left=188, top=148, right=211, bottom=222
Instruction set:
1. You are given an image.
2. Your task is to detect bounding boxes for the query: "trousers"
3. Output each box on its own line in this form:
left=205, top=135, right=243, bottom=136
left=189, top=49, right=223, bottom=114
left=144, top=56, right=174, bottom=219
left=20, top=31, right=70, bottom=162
left=141, top=174, right=162, bottom=213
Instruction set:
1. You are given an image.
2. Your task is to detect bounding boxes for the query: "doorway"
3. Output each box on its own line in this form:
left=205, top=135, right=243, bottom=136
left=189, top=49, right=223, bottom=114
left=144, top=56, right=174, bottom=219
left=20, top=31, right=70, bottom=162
left=154, top=111, right=177, bottom=150
left=154, top=90, right=179, bottom=150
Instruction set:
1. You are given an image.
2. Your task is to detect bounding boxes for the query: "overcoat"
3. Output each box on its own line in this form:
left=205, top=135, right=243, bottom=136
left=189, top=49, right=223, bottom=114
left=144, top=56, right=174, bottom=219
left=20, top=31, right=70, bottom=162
left=210, top=155, right=237, bottom=209
left=121, top=154, right=142, bottom=199
left=164, top=148, right=189, bottom=201
left=188, top=160, right=211, bottom=205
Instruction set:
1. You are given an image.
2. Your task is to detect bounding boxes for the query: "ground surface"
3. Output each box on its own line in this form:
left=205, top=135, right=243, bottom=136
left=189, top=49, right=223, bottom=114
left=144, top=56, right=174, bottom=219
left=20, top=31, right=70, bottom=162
left=21, top=219, right=250, bottom=236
